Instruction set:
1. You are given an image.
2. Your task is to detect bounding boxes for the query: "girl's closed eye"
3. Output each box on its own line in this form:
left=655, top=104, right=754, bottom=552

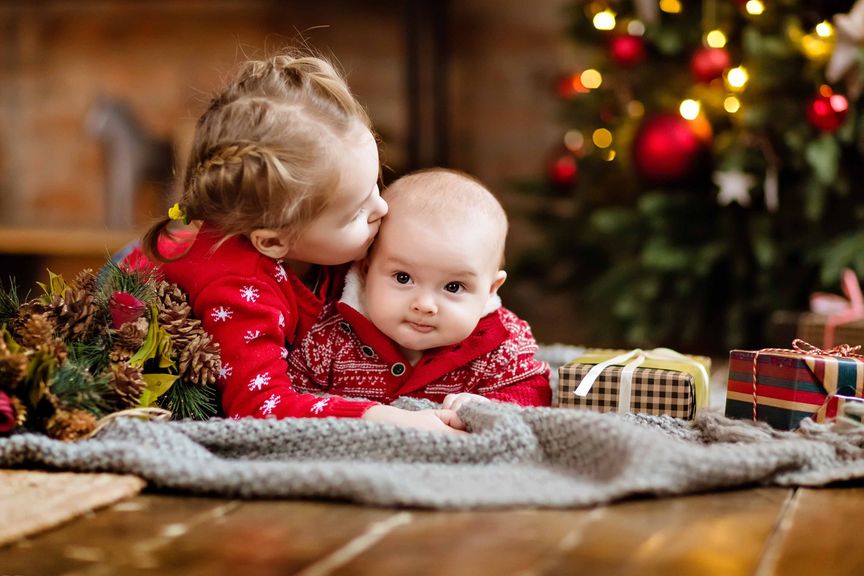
left=351, top=208, right=366, bottom=221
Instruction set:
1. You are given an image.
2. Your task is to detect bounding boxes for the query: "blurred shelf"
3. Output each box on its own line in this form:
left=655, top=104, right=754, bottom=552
left=0, top=227, right=139, bottom=257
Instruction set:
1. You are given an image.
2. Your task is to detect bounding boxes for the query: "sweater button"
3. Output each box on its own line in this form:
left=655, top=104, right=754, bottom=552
left=339, top=321, right=352, bottom=334
left=391, top=362, right=406, bottom=376
left=361, top=345, right=375, bottom=357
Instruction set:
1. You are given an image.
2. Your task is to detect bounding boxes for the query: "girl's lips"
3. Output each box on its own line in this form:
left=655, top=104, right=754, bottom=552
left=407, top=321, right=434, bottom=333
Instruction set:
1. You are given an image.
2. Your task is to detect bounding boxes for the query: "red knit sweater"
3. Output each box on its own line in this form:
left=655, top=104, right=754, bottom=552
left=124, top=224, right=377, bottom=419
left=287, top=273, right=552, bottom=407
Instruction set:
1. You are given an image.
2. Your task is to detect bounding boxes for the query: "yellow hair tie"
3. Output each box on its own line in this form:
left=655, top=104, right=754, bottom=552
left=168, top=202, right=188, bottom=224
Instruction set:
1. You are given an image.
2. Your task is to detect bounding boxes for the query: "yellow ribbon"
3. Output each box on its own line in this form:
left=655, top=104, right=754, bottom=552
left=168, top=202, right=188, bottom=224
left=572, top=348, right=711, bottom=414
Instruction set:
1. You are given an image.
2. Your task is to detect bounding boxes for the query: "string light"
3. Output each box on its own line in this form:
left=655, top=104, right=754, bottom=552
left=679, top=99, right=701, bottom=120
left=593, top=9, right=616, bottom=30
left=724, top=96, right=741, bottom=113
left=602, top=150, right=617, bottom=161
left=815, top=21, right=834, bottom=38
left=627, top=20, right=646, bottom=36
left=580, top=69, right=603, bottom=89
left=564, top=130, right=585, bottom=154
left=706, top=30, right=727, bottom=48
left=627, top=100, right=645, bottom=118
left=745, top=1, right=764, bottom=16
left=592, top=128, right=613, bottom=148
left=725, top=66, right=749, bottom=91
left=683, top=99, right=703, bottom=120
left=659, top=0, right=681, bottom=14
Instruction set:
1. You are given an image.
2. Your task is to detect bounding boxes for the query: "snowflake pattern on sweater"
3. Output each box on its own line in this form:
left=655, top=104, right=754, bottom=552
left=287, top=300, right=552, bottom=407
left=122, top=224, right=376, bottom=421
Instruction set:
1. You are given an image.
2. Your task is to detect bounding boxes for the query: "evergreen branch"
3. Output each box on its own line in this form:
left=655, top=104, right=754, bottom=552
left=0, top=277, right=24, bottom=325
left=158, top=381, right=218, bottom=421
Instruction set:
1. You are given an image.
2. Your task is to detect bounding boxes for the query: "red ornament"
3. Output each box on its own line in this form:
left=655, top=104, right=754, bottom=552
left=548, top=153, right=579, bottom=187
left=806, top=91, right=849, bottom=132
left=690, top=47, right=731, bottom=83
left=632, top=113, right=709, bottom=184
left=109, top=291, right=148, bottom=329
left=609, top=35, right=646, bottom=68
left=0, top=391, right=16, bottom=433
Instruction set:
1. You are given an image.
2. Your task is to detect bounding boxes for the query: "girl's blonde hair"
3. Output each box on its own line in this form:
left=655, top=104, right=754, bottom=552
left=143, top=50, right=372, bottom=262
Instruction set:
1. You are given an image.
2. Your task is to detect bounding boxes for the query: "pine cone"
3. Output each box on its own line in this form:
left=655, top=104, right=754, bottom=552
left=0, top=337, right=29, bottom=389
left=108, top=346, right=133, bottom=364
left=45, top=408, right=97, bottom=441
left=156, top=281, right=192, bottom=324
left=73, top=268, right=98, bottom=295
left=113, top=316, right=150, bottom=351
left=10, top=395, right=27, bottom=427
left=11, top=299, right=53, bottom=335
left=17, top=314, right=67, bottom=364
left=108, top=363, right=146, bottom=408
left=55, top=269, right=101, bottom=339
left=177, top=332, right=221, bottom=387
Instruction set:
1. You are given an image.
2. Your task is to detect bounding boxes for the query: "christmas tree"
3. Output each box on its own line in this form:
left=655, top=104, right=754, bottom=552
left=520, top=0, right=864, bottom=351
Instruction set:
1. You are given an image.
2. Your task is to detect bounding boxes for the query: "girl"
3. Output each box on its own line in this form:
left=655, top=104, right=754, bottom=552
left=128, top=52, right=465, bottom=434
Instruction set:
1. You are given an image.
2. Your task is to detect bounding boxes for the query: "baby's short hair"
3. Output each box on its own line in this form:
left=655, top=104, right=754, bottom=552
left=382, top=168, right=508, bottom=266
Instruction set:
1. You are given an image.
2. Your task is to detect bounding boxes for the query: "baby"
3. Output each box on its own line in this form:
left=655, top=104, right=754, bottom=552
left=288, top=168, right=551, bottom=410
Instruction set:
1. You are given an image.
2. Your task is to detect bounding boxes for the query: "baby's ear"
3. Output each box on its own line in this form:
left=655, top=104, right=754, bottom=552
left=249, top=228, right=290, bottom=259
left=489, top=270, right=507, bottom=295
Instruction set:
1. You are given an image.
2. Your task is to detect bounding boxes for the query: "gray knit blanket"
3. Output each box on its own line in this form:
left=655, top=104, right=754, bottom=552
left=2, top=399, right=864, bottom=509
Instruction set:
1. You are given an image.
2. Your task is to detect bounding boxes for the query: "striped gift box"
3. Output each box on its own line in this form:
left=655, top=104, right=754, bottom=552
left=557, top=363, right=698, bottom=419
left=725, top=349, right=864, bottom=430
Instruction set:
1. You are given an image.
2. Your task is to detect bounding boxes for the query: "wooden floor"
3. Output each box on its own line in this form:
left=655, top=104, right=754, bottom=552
left=2, top=486, right=864, bottom=575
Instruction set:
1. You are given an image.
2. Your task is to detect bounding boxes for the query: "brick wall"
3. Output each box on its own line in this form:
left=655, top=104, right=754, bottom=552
left=0, top=0, right=581, bottom=343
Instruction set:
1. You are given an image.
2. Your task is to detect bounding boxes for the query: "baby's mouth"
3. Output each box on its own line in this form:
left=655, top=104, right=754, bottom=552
left=406, top=321, right=434, bottom=333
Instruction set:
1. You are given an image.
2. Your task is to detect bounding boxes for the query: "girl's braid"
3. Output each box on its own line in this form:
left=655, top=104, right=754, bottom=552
left=194, top=144, right=267, bottom=175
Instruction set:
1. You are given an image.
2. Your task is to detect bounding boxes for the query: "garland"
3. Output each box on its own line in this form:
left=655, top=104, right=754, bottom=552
left=0, top=262, right=220, bottom=440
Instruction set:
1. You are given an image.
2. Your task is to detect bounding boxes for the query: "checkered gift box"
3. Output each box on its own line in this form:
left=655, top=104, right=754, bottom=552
left=555, top=349, right=710, bottom=420
left=558, top=364, right=696, bottom=418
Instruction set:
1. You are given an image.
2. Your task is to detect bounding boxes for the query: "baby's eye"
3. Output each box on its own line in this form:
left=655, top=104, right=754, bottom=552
left=444, top=282, right=463, bottom=294
left=395, top=272, right=411, bottom=284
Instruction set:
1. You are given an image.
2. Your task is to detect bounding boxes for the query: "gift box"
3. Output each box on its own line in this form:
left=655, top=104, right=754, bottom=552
left=770, top=268, right=864, bottom=349
left=725, top=344, right=864, bottom=430
left=556, top=348, right=711, bottom=420
left=794, top=313, right=864, bottom=349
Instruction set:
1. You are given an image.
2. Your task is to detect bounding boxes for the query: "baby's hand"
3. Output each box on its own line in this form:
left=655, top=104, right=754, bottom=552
left=443, top=393, right=491, bottom=411
left=362, top=405, right=467, bottom=435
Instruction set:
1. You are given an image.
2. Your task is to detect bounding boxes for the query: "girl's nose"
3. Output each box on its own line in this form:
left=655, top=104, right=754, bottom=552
left=368, top=190, right=388, bottom=222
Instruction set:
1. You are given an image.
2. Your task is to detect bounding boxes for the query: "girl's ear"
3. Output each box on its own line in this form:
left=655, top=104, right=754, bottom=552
left=490, top=270, right=507, bottom=296
left=250, top=228, right=290, bottom=259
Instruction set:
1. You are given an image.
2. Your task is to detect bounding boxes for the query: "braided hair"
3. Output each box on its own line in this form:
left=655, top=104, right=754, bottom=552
left=143, top=51, right=373, bottom=262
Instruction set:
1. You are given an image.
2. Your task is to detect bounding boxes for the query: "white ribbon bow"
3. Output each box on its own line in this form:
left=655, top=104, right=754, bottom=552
left=574, top=348, right=710, bottom=414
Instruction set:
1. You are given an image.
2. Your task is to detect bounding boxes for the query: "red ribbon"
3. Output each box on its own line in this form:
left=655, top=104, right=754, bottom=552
left=750, top=339, right=864, bottom=422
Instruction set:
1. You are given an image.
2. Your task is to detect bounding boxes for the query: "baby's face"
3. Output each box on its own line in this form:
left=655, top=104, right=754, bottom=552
left=364, top=210, right=505, bottom=357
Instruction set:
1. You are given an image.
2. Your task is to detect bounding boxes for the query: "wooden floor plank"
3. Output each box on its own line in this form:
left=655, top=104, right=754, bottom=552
left=539, top=488, right=792, bottom=576
left=0, top=494, right=239, bottom=575
left=0, top=495, right=400, bottom=575
left=290, top=489, right=790, bottom=576
left=765, top=487, right=864, bottom=576
left=137, top=499, right=400, bottom=575
left=315, top=506, right=600, bottom=576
